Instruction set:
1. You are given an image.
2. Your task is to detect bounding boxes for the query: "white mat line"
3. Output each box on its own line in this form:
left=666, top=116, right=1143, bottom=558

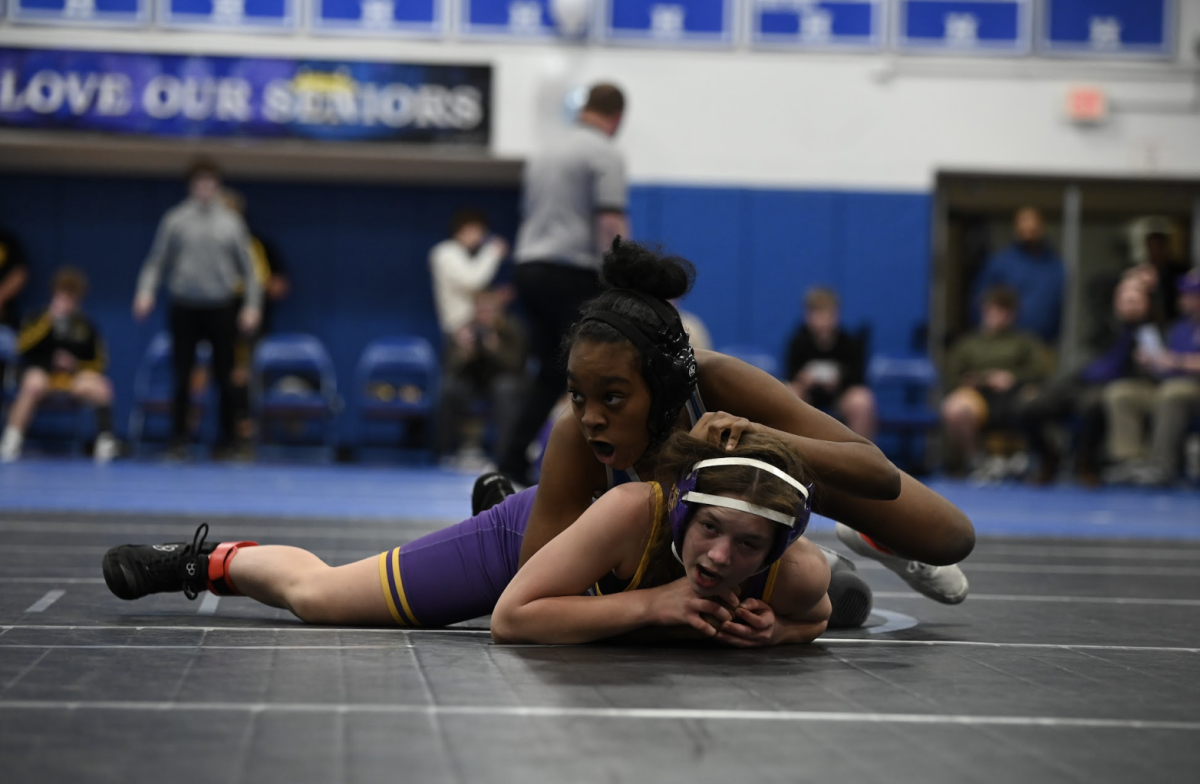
left=0, top=700, right=1195, bottom=730
left=1, top=625, right=1198, bottom=653
left=23, top=590, right=66, bottom=614
left=872, top=592, right=1200, bottom=607
left=856, top=563, right=1200, bottom=576
left=196, top=595, right=220, bottom=616
left=0, top=578, right=105, bottom=584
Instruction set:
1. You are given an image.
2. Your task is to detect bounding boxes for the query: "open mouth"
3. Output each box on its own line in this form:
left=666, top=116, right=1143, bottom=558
left=694, top=564, right=722, bottom=589
left=589, top=441, right=615, bottom=459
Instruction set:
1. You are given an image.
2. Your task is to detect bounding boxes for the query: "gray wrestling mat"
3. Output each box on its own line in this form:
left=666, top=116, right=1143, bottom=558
left=2, top=511, right=1199, bottom=783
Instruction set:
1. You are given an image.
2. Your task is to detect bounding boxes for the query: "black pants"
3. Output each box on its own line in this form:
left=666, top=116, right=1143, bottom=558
left=498, top=262, right=602, bottom=481
left=170, top=302, right=237, bottom=446
left=1017, top=377, right=1107, bottom=473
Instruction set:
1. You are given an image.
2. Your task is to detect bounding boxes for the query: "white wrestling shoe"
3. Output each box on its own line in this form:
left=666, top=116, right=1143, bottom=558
left=835, top=523, right=969, bottom=605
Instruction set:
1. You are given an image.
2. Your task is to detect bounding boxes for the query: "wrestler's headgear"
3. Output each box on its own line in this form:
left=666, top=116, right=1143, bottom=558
left=668, top=457, right=812, bottom=573
left=579, top=289, right=697, bottom=444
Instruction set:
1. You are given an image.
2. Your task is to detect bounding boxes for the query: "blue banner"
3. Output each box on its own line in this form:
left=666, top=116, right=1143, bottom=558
left=158, top=0, right=297, bottom=30
left=0, top=48, right=491, bottom=145
left=604, top=0, right=733, bottom=45
left=897, top=0, right=1030, bottom=54
left=461, top=0, right=557, bottom=38
left=751, top=0, right=883, bottom=50
left=10, top=0, right=150, bottom=26
left=1039, top=0, right=1173, bottom=58
left=310, top=0, right=445, bottom=36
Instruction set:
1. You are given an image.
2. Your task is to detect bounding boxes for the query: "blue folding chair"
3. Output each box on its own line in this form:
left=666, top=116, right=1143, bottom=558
left=718, top=344, right=781, bottom=378
left=128, top=332, right=215, bottom=453
left=251, top=333, right=340, bottom=458
left=868, top=354, right=942, bottom=474
left=353, top=336, right=439, bottom=460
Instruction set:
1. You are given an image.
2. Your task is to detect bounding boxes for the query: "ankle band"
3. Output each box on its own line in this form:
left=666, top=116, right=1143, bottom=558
left=206, top=541, right=257, bottom=596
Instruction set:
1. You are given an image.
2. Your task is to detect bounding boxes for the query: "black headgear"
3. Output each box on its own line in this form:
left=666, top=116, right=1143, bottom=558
left=581, top=289, right=698, bottom=443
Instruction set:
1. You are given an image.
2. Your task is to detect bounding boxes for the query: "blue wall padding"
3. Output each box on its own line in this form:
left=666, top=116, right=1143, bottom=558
left=0, top=173, right=931, bottom=443
left=627, top=184, right=931, bottom=364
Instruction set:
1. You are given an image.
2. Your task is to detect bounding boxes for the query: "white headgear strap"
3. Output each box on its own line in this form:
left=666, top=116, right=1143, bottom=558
left=682, top=457, right=810, bottom=528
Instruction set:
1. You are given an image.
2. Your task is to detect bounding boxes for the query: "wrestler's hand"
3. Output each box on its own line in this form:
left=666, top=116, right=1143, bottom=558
left=646, top=577, right=739, bottom=637
left=689, top=411, right=758, bottom=451
left=714, top=598, right=777, bottom=648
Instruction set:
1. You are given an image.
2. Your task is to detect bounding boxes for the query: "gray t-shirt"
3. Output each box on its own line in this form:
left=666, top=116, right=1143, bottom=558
left=514, top=123, right=627, bottom=271
left=137, top=198, right=261, bottom=310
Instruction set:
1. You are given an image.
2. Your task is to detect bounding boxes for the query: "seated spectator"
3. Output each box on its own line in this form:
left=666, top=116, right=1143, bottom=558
left=0, top=227, right=30, bottom=383
left=429, top=209, right=509, bottom=341
left=437, top=289, right=527, bottom=467
left=0, top=267, right=118, bottom=464
left=785, top=287, right=875, bottom=439
left=1017, top=278, right=1155, bottom=487
left=972, top=207, right=1065, bottom=345
left=941, top=285, right=1049, bottom=477
left=1102, top=270, right=1200, bottom=486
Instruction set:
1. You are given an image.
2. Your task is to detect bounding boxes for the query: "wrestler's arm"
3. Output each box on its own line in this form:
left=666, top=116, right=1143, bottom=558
left=516, top=412, right=602, bottom=567
left=492, top=484, right=735, bottom=645
left=699, top=351, right=974, bottom=565
left=697, top=350, right=900, bottom=499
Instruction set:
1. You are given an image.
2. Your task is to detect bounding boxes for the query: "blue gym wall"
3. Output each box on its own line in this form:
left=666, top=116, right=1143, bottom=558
left=0, top=173, right=931, bottom=443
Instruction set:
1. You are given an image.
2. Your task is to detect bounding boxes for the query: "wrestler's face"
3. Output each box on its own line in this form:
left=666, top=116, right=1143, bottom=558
left=566, top=340, right=653, bottom=471
left=681, top=503, right=774, bottom=595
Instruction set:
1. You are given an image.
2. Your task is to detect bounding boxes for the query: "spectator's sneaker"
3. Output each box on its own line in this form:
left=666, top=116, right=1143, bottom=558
left=816, top=545, right=873, bottom=628
left=472, top=472, right=516, bottom=516
left=103, top=523, right=214, bottom=601
left=0, top=428, right=22, bottom=463
left=836, top=523, right=969, bottom=605
left=93, top=432, right=119, bottom=465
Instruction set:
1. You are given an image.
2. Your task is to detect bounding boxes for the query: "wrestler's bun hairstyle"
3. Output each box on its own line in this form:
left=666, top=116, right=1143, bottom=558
left=566, top=239, right=699, bottom=443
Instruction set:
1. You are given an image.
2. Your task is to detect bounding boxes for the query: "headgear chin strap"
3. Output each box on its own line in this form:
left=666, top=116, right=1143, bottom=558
left=668, top=457, right=813, bottom=573
left=580, top=289, right=697, bottom=443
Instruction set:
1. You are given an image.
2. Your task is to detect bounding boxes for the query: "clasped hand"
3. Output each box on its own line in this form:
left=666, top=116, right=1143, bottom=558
left=648, top=577, right=777, bottom=647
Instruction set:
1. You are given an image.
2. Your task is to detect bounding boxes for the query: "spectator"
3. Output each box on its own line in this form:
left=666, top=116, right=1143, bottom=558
left=942, top=285, right=1049, bottom=477
left=1102, top=269, right=1200, bottom=486
left=223, top=188, right=290, bottom=448
left=132, top=159, right=261, bottom=460
left=784, top=287, right=875, bottom=439
left=429, top=208, right=509, bottom=339
left=973, top=207, right=1065, bottom=345
left=437, top=289, right=527, bottom=467
left=1017, top=277, right=1156, bottom=487
left=0, top=267, right=117, bottom=464
left=498, top=82, right=629, bottom=485
left=0, top=227, right=28, bottom=331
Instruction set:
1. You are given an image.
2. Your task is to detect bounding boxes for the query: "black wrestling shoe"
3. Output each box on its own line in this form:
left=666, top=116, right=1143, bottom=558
left=818, top=545, right=874, bottom=629
left=103, top=523, right=214, bottom=601
left=471, top=472, right=516, bottom=516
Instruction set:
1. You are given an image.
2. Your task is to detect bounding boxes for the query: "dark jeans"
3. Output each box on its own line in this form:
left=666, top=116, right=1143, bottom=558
left=437, top=371, right=525, bottom=461
left=170, top=301, right=237, bottom=446
left=1017, top=377, right=1106, bottom=473
left=498, top=262, right=602, bottom=481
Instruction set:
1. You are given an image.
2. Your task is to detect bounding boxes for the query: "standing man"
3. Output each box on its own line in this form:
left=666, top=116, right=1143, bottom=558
left=133, top=160, right=261, bottom=459
left=497, top=82, right=629, bottom=485
left=972, top=207, right=1065, bottom=345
